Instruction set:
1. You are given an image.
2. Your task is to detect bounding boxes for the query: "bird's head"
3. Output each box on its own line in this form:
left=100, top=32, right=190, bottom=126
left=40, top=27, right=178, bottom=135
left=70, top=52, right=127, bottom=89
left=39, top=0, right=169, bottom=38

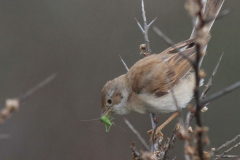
left=101, top=75, right=130, bottom=116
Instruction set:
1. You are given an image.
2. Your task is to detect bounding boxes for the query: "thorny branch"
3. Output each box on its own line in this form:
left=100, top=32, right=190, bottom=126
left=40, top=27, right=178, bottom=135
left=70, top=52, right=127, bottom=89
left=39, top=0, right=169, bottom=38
left=185, top=52, right=224, bottom=127
left=135, top=0, right=157, bottom=55
left=162, top=124, right=179, bottom=160
left=136, top=0, right=158, bottom=132
left=201, top=53, right=224, bottom=99
left=191, top=1, right=205, bottom=159
left=201, top=81, right=240, bottom=105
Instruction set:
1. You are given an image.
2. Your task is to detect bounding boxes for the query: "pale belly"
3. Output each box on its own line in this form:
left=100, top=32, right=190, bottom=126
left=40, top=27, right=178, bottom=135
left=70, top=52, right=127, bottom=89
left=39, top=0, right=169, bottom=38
left=137, top=72, right=197, bottom=114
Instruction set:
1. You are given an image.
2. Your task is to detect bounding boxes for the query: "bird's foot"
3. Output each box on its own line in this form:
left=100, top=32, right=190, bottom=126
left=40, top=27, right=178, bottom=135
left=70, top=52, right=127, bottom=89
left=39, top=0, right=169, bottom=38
left=147, top=128, right=163, bottom=141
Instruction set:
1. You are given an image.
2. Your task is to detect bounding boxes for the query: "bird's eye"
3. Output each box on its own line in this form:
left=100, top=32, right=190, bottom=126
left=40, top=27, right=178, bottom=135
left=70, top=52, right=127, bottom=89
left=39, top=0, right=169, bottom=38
left=107, top=99, right=112, bottom=105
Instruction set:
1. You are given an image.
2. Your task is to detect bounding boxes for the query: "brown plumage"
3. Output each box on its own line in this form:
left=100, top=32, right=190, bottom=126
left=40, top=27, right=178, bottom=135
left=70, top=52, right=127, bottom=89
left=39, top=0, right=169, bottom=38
left=101, top=0, right=224, bottom=116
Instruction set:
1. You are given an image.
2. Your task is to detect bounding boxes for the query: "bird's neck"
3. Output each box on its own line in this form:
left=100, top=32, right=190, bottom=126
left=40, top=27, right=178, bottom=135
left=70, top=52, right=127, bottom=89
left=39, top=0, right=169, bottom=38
left=114, top=74, right=148, bottom=114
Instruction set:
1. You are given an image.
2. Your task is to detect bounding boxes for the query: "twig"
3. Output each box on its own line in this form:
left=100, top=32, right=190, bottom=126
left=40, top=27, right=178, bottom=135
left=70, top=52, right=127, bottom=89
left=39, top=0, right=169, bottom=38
left=201, top=53, right=224, bottom=99
left=135, top=0, right=157, bottom=54
left=124, top=118, right=150, bottom=151
left=19, top=73, right=57, bottom=101
left=192, top=1, right=205, bottom=160
left=163, top=124, right=178, bottom=160
left=136, top=0, right=158, bottom=143
left=131, top=141, right=143, bottom=160
left=215, top=155, right=239, bottom=158
left=214, top=134, right=240, bottom=154
left=119, top=55, right=129, bottom=71
left=152, top=26, right=194, bottom=65
left=201, top=81, right=240, bottom=106
left=216, top=142, right=240, bottom=160
left=172, top=156, right=177, bottom=160
left=185, top=53, right=224, bottom=127
left=216, top=155, right=239, bottom=158
left=0, top=74, right=56, bottom=124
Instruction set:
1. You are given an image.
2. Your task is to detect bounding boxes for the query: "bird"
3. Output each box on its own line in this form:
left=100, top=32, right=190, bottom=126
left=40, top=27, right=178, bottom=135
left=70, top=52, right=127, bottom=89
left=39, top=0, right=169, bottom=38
left=101, top=0, right=224, bottom=133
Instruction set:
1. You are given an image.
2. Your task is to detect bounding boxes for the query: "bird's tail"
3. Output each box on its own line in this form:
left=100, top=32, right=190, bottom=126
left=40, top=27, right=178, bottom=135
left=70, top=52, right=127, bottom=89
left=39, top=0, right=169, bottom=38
left=190, top=0, right=225, bottom=39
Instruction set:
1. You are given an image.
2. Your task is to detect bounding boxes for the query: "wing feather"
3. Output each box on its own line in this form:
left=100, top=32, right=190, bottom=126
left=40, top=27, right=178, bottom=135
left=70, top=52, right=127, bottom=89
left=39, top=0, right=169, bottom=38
left=126, top=37, right=210, bottom=97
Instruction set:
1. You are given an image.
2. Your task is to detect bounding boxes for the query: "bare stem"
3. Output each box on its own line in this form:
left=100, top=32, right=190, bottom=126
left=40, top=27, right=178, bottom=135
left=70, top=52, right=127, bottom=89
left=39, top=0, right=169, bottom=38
left=201, top=81, right=240, bottom=106
left=135, top=0, right=157, bottom=54
left=20, top=73, right=57, bottom=101
left=214, top=134, right=240, bottom=154
left=216, top=142, right=240, bottom=160
left=124, top=118, right=150, bottom=151
left=185, top=53, right=224, bottom=127
left=0, top=74, right=56, bottom=124
left=152, top=26, right=194, bottom=65
left=201, top=53, right=224, bottom=99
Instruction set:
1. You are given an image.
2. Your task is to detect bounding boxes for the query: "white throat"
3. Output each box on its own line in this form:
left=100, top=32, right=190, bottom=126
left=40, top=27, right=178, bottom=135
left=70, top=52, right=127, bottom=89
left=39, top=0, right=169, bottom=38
left=112, top=89, right=130, bottom=115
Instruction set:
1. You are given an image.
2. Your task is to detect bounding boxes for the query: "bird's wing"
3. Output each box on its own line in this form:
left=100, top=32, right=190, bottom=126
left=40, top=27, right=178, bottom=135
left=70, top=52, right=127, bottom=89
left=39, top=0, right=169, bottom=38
left=126, top=37, right=209, bottom=97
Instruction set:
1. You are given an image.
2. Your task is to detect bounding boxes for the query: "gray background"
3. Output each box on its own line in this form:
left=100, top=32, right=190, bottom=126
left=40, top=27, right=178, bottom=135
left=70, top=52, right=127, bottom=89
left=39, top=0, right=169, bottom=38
left=0, top=0, right=239, bottom=159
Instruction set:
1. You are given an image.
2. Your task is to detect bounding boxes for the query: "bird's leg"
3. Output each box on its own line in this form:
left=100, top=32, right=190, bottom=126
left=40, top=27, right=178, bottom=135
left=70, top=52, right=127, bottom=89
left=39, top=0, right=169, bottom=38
left=147, top=111, right=179, bottom=135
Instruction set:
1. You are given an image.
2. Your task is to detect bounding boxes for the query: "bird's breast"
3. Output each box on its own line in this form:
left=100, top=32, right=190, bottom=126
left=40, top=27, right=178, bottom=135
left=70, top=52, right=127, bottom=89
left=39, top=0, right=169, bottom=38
left=129, top=72, right=196, bottom=114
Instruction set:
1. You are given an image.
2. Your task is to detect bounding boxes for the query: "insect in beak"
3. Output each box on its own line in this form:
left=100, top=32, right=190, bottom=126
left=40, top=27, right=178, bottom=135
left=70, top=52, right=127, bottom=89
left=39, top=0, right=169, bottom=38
left=100, top=115, right=114, bottom=132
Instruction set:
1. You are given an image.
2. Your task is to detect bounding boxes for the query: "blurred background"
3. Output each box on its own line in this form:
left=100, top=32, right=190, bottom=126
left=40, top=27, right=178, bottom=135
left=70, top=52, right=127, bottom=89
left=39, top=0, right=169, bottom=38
left=0, top=0, right=239, bottom=159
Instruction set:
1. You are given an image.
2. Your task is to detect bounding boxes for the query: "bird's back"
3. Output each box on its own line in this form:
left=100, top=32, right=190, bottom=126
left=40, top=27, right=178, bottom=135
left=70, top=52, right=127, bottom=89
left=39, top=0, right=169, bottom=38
left=126, top=38, right=200, bottom=98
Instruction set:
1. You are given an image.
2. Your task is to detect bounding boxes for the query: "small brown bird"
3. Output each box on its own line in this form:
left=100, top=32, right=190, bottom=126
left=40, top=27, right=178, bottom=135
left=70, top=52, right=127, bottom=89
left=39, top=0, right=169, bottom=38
left=101, top=0, right=224, bottom=131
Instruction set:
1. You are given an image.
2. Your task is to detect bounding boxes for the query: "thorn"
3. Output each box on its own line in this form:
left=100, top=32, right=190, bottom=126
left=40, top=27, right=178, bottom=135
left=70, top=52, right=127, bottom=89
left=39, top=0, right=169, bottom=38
left=119, top=55, right=129, bottom=71
left=148, top=17, right=157, bottom=27
left=135, top=18, right=144, bottom=33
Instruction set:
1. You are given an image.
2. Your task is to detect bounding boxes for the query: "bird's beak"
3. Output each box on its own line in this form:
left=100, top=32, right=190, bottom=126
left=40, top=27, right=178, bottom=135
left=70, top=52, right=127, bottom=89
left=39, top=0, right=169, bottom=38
left=101, top=108, right=112, bottom=117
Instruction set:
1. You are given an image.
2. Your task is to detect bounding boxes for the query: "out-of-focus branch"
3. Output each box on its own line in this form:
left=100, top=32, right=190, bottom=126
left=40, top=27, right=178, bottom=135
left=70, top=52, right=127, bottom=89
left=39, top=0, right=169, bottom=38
left=0, top=74, right=56, bottom=124
left=201, top=53, right=224, bottom=99
left=201, top=81, right=240, bottom=106
left=185, top=53, right=223, bottom=127
left=124, top=118, right=150, bottom=151
left=213, top=134, right=240, bottom=155
left=215, top=155, right=239, bottom=158
left=216, top=142, right=240, bottom=160
left=19, top=73, right=56, bottom=101
left=131, top=141, right=143, bottom=160
left=187, top=0, right=205, bottom=159
left=152, top=26, right=194, bottom=65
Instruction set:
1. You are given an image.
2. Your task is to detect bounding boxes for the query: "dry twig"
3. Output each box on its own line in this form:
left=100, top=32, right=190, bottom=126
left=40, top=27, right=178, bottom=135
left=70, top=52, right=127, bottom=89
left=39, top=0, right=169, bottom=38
left=152, top=26, right=194, bottom=65
left=124, top=118, right=150, bottom=151
left=135, top=0, right=157, bottom=55
left=0, top=74, right=56, bottom=124
left=201, top=81, right=240, bottom=105
left=131, top=141, right=143, bottom=160
left=185, top=52, right=224, bottom=126
left=216, top=142, right=240, bottom=160
left=213, top=134, right=240, bottom=155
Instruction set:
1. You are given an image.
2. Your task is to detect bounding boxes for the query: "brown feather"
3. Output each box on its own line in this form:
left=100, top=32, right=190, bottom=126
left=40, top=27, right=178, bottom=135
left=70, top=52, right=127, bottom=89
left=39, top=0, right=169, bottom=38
left=126, top=36, right=210, bottom=97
